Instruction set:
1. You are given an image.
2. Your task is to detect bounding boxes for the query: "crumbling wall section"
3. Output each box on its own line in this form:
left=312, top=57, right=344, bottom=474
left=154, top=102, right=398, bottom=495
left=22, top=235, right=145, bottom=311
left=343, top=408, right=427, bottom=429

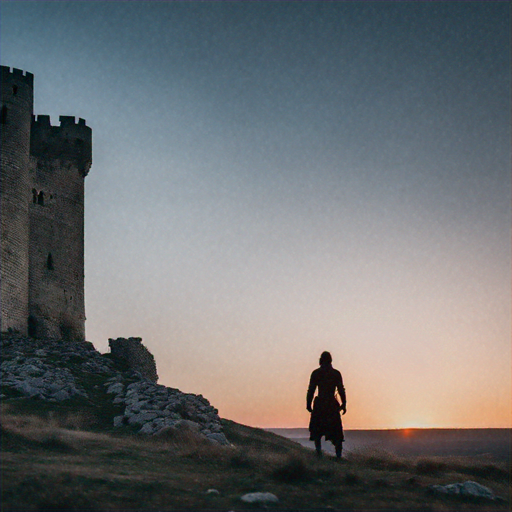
left=108, top=337, right=158, bottom=383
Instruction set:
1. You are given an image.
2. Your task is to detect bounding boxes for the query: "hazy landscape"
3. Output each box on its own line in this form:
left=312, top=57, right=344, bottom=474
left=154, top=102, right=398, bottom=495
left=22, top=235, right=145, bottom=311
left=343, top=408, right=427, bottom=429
left=270, top=428, right=512, bottom=462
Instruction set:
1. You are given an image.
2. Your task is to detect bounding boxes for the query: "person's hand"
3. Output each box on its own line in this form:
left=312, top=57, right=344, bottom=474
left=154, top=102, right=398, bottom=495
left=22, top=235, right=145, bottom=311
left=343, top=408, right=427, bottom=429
left=341, top=405, right=347, bottom=415
left=307, top=405, right=313, bottom=413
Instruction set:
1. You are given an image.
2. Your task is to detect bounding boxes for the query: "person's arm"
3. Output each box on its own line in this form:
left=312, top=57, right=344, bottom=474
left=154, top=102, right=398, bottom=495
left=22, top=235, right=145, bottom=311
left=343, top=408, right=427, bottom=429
left=306, top=372, right=317, bottom=412
left=337, top=373, right=347, bottom=414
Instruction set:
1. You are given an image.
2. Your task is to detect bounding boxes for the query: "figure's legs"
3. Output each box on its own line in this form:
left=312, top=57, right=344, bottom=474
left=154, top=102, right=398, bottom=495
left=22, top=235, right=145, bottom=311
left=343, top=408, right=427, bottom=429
left=335, top=441, right=343, bottom=459
left=314, top=438, right=322, bottom=456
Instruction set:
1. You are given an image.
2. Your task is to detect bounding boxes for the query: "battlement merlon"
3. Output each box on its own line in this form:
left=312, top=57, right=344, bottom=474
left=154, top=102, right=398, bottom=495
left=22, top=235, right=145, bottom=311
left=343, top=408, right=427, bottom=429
left=1, top=65, right=34, bottom=87
left=30, top=115, right=92, bottom=177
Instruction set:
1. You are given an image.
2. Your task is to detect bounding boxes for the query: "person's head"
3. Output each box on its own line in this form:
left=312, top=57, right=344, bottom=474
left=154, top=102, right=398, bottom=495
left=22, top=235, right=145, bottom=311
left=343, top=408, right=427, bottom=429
left=319, top=351, right=332, bottom=366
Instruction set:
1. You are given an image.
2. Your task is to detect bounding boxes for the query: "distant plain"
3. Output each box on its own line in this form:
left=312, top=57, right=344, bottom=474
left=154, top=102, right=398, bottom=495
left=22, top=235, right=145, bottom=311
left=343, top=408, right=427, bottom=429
left=269, top=428, right=512, bottom=462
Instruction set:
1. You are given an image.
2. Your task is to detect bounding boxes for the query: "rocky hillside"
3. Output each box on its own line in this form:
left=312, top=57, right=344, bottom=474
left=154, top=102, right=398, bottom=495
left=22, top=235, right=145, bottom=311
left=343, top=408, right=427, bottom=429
left=0, top=334, right=228, bottom=445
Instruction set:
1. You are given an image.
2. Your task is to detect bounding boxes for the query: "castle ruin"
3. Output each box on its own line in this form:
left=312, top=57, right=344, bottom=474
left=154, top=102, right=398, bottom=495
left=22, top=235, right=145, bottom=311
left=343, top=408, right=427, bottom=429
left=1, top=66, right=92, bottom=341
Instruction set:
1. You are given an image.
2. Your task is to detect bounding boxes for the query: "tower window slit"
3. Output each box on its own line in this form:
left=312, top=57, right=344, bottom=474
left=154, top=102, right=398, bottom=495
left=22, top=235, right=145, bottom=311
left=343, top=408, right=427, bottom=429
left=1, top=105, right=7, bottom=124
left=38, top=191, right=44, bottom=205
left=47, top=253, right=54, bottom=270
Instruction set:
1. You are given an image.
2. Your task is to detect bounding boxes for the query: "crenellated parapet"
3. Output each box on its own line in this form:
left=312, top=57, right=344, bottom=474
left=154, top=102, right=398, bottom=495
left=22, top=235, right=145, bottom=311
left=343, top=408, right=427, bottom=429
left=1, top=65, right=34, bottom=87
left=30, top=115, right=92, bottom=176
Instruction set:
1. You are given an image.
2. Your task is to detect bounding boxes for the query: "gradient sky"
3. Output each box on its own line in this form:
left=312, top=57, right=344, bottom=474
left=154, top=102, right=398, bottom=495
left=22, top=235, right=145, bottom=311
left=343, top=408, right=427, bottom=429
left=1, top=1, right=510, bottom=429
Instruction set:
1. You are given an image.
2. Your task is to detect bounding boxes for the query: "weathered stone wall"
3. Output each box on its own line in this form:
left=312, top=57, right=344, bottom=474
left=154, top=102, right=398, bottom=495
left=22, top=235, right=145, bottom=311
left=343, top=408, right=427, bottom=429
left=28, top=116, right=92, bottom=341
left=0, top=67, right=34, bottom=335
left=108, top=337, right=159, bottom=383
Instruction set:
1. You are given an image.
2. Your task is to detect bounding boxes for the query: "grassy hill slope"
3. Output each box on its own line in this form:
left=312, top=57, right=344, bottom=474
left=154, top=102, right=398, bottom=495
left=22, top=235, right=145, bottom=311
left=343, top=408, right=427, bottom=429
left=1, top=402, right=510, bottom=512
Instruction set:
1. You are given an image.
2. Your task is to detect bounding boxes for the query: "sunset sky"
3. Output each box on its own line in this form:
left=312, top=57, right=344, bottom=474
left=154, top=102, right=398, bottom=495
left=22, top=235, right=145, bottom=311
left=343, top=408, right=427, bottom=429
left=1, top=1, right=510, bottom=429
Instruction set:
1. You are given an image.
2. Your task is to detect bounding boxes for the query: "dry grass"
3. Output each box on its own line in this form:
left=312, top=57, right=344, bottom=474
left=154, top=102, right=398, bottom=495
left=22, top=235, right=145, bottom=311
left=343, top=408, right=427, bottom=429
left=1, top=408, right=510, bottom=511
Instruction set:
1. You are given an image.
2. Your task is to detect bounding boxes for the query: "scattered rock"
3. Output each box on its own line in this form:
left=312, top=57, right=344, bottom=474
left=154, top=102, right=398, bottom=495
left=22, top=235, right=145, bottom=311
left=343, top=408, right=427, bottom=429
left=113, top=415, right=125, bottom=428
left=52, top=389, right=71, bottom=401
left=240, top=492, right=279, bottom=504
left=206, top=432, right=230, bottom=445
left=429, top=481, right=496, bottom=500
left=106, top=382, right=124, bottom=394
left=175, top=419, right=201, bottom=432
left=206, top=489, right=220, bottom=495
left=138, top=422, right=157, bottom=434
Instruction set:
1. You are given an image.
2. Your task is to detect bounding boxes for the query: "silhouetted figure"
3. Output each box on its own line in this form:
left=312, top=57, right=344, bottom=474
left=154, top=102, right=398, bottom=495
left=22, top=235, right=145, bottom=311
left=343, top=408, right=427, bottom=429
left=307, top=351, right=347, bottom=458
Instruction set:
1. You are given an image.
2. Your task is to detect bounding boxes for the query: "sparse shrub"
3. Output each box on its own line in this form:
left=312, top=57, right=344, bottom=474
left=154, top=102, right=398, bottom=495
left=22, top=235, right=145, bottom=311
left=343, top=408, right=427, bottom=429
left=39, top=432, right=77, bottom=453
left=272, top=454, right=314, bottom=483
left=373, top=478, right=391, bottom=487
left=0, top=410, right=96, bottom=453
left=37, top=496, right=97, bottom=512
left=454, top=462, right=510, bottom=482
left=10, top=474, right=100, bottom=512
left=230, top=449, right=254, bottom=469
left=154, top=425, right=209, bottom=454
left=415, top=459, right=447, bottom=476
left=354, top=449, right=409, bottom=471
left=344, top=472, right=361, bottom=485
left=403, top=476, right=419, bottom=487
left=315, top=466, right=332, bottom=479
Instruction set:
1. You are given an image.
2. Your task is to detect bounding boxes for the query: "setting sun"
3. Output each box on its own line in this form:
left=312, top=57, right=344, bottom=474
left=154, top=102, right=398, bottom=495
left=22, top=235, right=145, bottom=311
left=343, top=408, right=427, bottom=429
left=399, top=421, right=437, bottom=430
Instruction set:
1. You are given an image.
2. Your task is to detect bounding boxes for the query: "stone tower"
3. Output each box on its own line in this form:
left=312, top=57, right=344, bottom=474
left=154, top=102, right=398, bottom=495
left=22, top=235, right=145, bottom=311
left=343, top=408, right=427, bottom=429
left=0, top=66, right=92, bottom=340
left=1, top=67, right=34, bottom=335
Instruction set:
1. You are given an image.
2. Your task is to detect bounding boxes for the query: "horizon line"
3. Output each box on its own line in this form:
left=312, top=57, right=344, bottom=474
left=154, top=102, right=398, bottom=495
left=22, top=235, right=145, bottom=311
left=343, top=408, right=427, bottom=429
left=264, top=426, right=512, bottom=431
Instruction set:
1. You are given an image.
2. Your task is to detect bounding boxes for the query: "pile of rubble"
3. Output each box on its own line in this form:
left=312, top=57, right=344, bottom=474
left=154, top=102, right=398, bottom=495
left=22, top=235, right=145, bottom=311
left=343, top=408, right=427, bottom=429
left=0, top=334, right=228, bottom=445
left=105, top=377, right=227, bottom=443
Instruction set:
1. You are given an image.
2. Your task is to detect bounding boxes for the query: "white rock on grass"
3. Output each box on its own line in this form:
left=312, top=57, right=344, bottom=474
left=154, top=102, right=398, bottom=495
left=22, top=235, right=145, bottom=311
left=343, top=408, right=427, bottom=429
left=430, top=481, right=496, bottom=500
left=206, top=433, right=229, bottom=445
left=240, top=492, right=279, bottom=504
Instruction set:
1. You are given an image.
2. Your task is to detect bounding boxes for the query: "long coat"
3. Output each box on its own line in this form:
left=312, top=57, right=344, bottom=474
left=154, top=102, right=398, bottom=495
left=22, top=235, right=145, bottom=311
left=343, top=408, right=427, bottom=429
left=307, top=363, right=346, bottom=444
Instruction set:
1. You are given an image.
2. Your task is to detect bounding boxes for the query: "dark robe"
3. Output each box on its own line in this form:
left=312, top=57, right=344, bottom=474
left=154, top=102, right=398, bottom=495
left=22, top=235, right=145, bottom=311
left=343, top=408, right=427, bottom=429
left=307, top=363, right=346, bottom=444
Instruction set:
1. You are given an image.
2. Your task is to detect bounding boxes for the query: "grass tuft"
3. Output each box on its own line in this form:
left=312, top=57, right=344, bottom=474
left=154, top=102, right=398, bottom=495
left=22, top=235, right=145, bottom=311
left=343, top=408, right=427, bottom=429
left=450, top=461, right=510, bottom=482
left=37, top=432, right=77, bottom=453
left=271, top=454, right=314, bottom=483
left=344, top=472, right=362, bottom=486
left=415, top=458, right=447, bottom=476
left=349, top=447, right=409, bottom=471
left=229, top=449, right=254, bottom=469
